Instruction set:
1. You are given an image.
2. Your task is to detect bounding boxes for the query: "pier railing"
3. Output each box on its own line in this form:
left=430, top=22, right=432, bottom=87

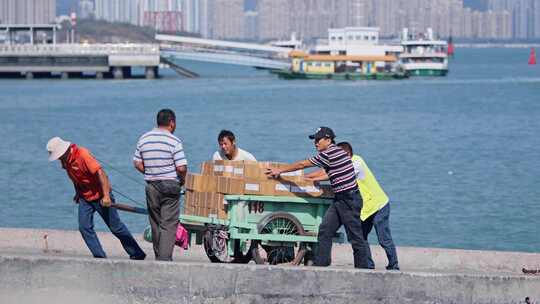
left=0, top=43, right=160, bottom=56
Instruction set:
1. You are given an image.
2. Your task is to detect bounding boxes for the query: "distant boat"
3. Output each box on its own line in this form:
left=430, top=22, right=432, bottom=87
left=399, top=28, right=449, bottom=77
left=529, top=48, right=536, bottom=65
left=269, top=32, right=303, bottom=50
left=273, top=52, right=408, bottom=80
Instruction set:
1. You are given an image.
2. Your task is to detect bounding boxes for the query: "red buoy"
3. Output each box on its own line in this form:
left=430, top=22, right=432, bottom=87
left=529, top=48, right=537, bottom=65
left=447, top=36, right=455, bottom=57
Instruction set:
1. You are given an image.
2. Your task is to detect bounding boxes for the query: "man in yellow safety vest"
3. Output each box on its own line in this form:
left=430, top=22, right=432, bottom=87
left=338, top=142, right=399, bottom=270
left=305, top=141, right=399, bottom=270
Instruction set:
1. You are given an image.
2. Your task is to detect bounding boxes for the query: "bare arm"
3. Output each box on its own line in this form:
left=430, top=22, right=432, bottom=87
left=266, top=159, right=313, bottom=178
left=133, top=160, right=145, bottom=174
left=177, top=165, right=187, bottom=186
left=304, top=169, right=329, bottom=181
left=97, top=168, right=112, bottom=207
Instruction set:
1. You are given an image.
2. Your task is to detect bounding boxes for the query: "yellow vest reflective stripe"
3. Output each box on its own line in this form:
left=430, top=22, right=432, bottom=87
left=352, top=155, right=389, bottom=221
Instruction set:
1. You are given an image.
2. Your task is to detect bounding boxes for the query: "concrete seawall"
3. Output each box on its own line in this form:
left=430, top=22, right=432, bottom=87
left=0, top=255, right=539, bottom=304
left=1, top=228, right=539, bottom=303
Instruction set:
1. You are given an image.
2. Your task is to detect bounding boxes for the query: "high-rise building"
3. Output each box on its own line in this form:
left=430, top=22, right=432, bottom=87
left=79, top=0, right=94, bottom=19
left=211, top=0, right=244, bottom=39
left=0, top=0, right=56, bottom=24
left=462, top=7, right=473, bottom=38
left=139, top=0, right=183, bottom=32
left=258, top=0, right=290, bottom=40
left=93, top=0, right=185, bottom=32
left=95, top=0, right=139, bottom=25
left=347, top=0, right=370, bottom=27
left=244, top=10, right=258, bottom=40
left=533, top=0, right=540, bottom=38
left=182, top=0, right=199, bottom=33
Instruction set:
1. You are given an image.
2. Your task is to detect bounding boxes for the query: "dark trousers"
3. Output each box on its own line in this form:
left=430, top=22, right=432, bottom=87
left=78, top=196, right=146, bottom=259
left=362, top=203, right=399, bottom=269
left=145, top=180, right=181, bottom=261
left=314, top=189, right=370, bottom=269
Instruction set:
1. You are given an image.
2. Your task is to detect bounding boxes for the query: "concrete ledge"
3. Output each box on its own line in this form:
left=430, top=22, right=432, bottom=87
left=0, top=254, right=539, bottom=304
left=1, top=228, right=538, bottom=274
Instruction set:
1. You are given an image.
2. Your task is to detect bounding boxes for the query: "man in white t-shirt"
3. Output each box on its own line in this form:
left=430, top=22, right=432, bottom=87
left=212, top=130, right=256, bottom=161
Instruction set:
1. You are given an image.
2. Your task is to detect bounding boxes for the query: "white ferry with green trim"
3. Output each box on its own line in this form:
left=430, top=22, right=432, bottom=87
left=399, top=28, right=449, bottom=77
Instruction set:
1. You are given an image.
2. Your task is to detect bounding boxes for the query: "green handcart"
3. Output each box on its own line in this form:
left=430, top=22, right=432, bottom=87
left=179, top=194, right=335, bottom=265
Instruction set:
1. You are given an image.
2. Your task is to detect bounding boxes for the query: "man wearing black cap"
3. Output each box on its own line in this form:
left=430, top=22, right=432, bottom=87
left=266, top=127, right=370, bottom=269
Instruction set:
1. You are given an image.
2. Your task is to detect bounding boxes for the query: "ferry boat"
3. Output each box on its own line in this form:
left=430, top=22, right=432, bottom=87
left=272, top=27, right=407, bottom=80
left=272, top=51, right=407, bottom=80
left=399, top=28, right=449, bottom=76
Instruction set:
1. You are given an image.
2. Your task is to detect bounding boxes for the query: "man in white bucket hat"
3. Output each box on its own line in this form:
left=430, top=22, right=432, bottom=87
left=47, top=137, right=146, bottom=260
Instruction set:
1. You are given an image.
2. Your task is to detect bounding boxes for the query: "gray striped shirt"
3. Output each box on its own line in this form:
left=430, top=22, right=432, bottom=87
left=134, top=128, right=187, bottom=181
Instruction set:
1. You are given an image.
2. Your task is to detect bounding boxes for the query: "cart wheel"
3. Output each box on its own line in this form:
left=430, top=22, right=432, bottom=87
left=257, top=212, right=305, bottom=265
left=202, top=228, right=253, bottom=264
left=203, top=229, right=228, bottom=263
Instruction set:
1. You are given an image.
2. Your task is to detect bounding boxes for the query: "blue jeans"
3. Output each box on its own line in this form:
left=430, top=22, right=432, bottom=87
left=362, top=203, right=399, bottom=269
left=78, top=196, right=146, bottom=259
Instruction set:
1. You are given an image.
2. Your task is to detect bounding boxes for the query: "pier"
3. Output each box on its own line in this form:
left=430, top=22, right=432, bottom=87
left=0, top=24, right=294, bottom=80
left=0, top=43, right=161, bottom=79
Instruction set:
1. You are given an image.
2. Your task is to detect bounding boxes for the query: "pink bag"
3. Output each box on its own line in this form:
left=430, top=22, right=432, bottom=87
left=175, top=223, right=189, bottom=250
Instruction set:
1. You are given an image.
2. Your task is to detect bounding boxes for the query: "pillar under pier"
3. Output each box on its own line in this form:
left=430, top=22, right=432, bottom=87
left=112, top=67, right=124, bottom=80
left=145, top=66, right=158, bottom=79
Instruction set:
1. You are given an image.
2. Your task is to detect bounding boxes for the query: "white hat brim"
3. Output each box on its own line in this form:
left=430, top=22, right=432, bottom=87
left=48, top=141, right=70, bottom=161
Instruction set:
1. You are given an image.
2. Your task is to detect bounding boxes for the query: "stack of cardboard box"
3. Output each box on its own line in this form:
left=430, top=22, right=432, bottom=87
left=184, top=160, right=334, bottom=220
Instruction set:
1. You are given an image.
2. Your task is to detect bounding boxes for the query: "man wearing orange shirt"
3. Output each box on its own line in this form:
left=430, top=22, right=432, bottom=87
left=47, top=137, right=146, bottom=259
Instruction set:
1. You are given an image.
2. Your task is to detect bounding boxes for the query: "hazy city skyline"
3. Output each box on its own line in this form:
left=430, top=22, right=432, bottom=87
left=83, top=0, right=540, bottom=41
left=0, top=0, right=56, bottom=24
left=1, top=0, right=540, bottom=41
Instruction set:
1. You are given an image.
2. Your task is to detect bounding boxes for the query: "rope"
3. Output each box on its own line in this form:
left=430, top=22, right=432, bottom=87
left=111, top=188, right=146, bottom=208
left=93, top=155, right=146, bottom=187
left=91, top=153, right=182, bottom=209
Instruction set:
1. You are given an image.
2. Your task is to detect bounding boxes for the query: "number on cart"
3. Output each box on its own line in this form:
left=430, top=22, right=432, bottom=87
left=248, top=201, right=264, bottom=214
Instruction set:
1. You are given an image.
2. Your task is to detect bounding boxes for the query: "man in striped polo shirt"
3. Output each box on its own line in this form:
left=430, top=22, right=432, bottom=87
left=266, top=127, right=369, bottom=269
left=133, top=109, right=188, bottom=261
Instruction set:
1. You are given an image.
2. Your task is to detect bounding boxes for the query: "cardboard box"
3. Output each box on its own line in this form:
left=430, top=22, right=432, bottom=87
left=216, top=176, right=244, bottom=194
left=210, top=160, right=245, bottom=177
left=270, top=180, right=334, bottom=198
left=201, top=161, right=213, bottom=175
left=185, top=174, right=218, bottom=192
left=183, top=190, right=198, bottom=215
left=273, top=181, right=292, bottom=196
left=208, top=192, right=226, bottom=219
left=217, top=202, right=228, bottom=220
left=293, top=182, right=334, bottom=198
left=216, top=176, right=275, bottom=196
left=213, top=176, right=334, bottom=198
left=243, top=179, right=275, bottom=196
left=290, top=182, right=325, bottom=198
left=254, top=161, right=304, bottom=178
left=200, top=160, right=303, bottom=180
left=243, top=163, right=268, bottom=179
left=183, top=191, right=227, bottom=219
